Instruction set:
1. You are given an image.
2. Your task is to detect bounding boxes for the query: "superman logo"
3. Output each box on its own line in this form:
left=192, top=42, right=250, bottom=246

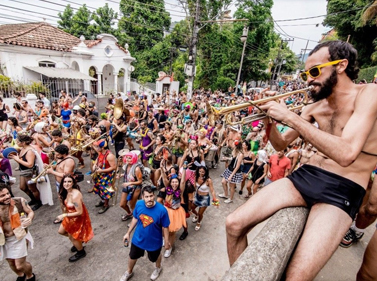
left=139, top=214, right=154, bottom=228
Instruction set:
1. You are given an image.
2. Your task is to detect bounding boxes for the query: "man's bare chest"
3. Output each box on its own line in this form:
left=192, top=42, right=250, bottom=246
left=0, top=209, right=10, bottom=224
left=315, top=106, right=354, bottom=136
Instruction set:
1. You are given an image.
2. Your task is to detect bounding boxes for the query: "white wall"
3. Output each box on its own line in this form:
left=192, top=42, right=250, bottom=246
left=0, top=33, right=136, bottom=96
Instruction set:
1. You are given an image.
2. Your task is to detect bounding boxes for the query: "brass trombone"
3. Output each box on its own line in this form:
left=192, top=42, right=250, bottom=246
left=70, top=132, right=107, bottom=153
left=30, top=161, right=57, bottom=183
left=207, top=86, right=313, bottom=126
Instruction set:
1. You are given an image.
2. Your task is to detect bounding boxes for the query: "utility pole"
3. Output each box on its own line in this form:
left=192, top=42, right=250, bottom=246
left=301, top=40, right=310, bottom=64
left=270, top=38, right=293, bottom=88
left=169, top=47, right=176, bottom=75
left=186, top=0, right=200, bottom=99
left=236, top=26, right=249, bottom=92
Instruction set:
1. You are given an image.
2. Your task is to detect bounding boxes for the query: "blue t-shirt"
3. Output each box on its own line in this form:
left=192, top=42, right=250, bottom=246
left=61, top=109, right=71, bottom=128
left=132, top=200, right=170, bottom=251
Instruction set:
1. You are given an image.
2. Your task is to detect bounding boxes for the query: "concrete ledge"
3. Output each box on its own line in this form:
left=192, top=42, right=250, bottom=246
left=222, top=207, right=309, bottom=281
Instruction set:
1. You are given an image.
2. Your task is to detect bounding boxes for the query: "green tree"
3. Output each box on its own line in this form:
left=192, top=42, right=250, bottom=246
left=118, top=0, right=171, bottom=53
left=129, top=19, right=190, bottom=83
left=92, top=3, right=118, bottom=35
left=324, top=0, right=377, bottom=66
left=70, top=4, right=97, bottom=39
left=233, top=0, right=276, bottom=83
left=57, top=4, right=74, bottom=34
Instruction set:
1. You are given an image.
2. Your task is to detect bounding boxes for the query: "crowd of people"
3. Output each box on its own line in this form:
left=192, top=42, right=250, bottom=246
left=0, top=40, right=377, bottom=281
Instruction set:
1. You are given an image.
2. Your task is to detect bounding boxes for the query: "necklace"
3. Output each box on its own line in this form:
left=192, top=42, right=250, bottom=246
left=140, top=128, right=149, bottom=137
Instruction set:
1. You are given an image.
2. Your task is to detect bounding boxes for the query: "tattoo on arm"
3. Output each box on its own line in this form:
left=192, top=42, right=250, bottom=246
left=73, top=202, right=79, bottom=208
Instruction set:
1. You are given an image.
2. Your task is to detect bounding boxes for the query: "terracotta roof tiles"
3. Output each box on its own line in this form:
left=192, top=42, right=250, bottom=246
left=0, top=22, right=129, bottom=54
left=0, top=22, right=81, bottom=52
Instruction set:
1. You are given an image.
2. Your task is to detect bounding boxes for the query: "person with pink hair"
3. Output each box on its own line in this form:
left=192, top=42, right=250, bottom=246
left=119, top=152, right=143, bottom=221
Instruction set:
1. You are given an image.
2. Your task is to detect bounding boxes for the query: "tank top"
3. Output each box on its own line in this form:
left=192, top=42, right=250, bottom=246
left=243, top=153, right=253, bottom=171
left=250, top=160, right=266, bottom=182
left=196, top=181, right=210, bottom=193
left=186, top=151, right=201, bottom=171
left=19, top=150, right=32, bottom=171
left=0, top=104, right=7, bottom=118
left=229, top=154, right=242, bottom=173
left=147, top=118, right=155, bottom=130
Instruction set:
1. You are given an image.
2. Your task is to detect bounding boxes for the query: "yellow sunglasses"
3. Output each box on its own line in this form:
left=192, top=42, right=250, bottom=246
left=300, top=60, right=343, bottom=81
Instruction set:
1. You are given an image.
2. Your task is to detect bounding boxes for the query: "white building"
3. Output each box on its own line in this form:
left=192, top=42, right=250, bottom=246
left=155, top=72, right=180, bottom=95
left=0, top=22, right=135, bottom=98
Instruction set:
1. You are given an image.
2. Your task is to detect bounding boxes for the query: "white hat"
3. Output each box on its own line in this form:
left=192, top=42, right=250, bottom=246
left=229, top=125, right=240, bottom=132
left=73, top=105, right=80, bottom=110
left=257, top=150, right=268, bottom=163
left=34, top=122, right=46, bottom=133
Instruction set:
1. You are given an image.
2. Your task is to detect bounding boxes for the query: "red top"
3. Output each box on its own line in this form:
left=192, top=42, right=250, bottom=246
left=268, top=154, right=291, bottom=182
left=62, top=200, right=94, bottom=243
left=97, top=150, right=110, bottom=169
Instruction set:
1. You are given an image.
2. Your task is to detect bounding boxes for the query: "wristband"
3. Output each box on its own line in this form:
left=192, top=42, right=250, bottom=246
left=212, top=200, right=220, bottom=206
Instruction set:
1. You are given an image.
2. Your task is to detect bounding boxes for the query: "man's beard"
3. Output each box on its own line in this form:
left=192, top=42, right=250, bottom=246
left=309, top=69, right=338, bottom=102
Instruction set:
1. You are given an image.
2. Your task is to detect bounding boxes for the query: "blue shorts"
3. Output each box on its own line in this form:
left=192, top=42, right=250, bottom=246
left=193, top=193, right=210, bottom=207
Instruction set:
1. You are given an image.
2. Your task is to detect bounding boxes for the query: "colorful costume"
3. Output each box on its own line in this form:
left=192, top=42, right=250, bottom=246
left=61, top=109, right=71, bottom=128
left=140, top=128, right=153, bottom=161
left=62, top=200, right=94, bottom=243
left=93, top=150, right=115, bottom=200
left=164, top=186, right=187, bottom=232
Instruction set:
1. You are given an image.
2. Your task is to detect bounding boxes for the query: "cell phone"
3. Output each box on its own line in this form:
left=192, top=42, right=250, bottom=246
left=124, top=239, right=129, bottom=247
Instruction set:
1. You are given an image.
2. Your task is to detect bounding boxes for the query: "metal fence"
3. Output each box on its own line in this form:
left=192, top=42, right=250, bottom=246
left=0, top=78, right=98, bottom=100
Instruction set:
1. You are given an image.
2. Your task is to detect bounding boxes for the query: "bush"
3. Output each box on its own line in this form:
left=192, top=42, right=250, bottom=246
left=25, top=81, right=49, bottom=94
left=215, top=76, right=234, bottom=91
left=358, top=66, right=377, bottom=83
left=0, top=74, right=12, bottom=92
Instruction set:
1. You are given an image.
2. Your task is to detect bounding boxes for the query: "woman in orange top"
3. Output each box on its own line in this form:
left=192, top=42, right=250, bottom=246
left=56, top=175, right=94, bottom=262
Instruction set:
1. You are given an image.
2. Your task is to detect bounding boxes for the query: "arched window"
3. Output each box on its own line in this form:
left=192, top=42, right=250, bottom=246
left=39, top=61, right=55, bottom=68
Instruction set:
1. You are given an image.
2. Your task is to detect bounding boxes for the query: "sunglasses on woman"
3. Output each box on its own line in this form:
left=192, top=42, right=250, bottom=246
left=300, top=60, right=343, bottom=81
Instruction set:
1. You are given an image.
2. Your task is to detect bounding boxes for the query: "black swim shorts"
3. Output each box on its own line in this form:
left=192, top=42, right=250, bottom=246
left=287, top=164, right=366, bottom=219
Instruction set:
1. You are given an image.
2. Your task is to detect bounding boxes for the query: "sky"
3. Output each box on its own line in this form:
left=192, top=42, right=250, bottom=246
left=0, top=0, right=329, bottom=54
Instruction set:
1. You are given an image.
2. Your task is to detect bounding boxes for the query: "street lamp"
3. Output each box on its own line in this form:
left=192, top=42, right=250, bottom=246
left=236, top=26, right=249, bottom=94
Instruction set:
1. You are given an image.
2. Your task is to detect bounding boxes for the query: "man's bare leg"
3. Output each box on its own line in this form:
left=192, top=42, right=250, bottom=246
left=226, top=178, right=307, bottom=265
left=341, top=179, right=377, bottom=247
left=355, top=179, right=377, bottom=229
left=357, top=229, right=377, bottom=281
left=286, top=203, right=352, bottom=281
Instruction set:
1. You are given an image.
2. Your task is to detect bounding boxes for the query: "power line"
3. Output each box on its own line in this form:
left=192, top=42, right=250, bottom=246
left=59, top=0, right=97, bottom=10
left=279, top=23, right=320, bottom=27
left=274, top=4, right=370, bottom=22
left=7, top=0, right=64, bottom=13
left=0, top=15, right=36, bottom=24
left=106, top=0, right=186, bottom=14
left=111, top=1, right=188, bottom=18
left=274, top=26, right=318, bottom=43
left=0, top=7, right=58, bottom=23
left=0, top=3, right=60, bottom=19
left=0, top=2, right=170, bottom=32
